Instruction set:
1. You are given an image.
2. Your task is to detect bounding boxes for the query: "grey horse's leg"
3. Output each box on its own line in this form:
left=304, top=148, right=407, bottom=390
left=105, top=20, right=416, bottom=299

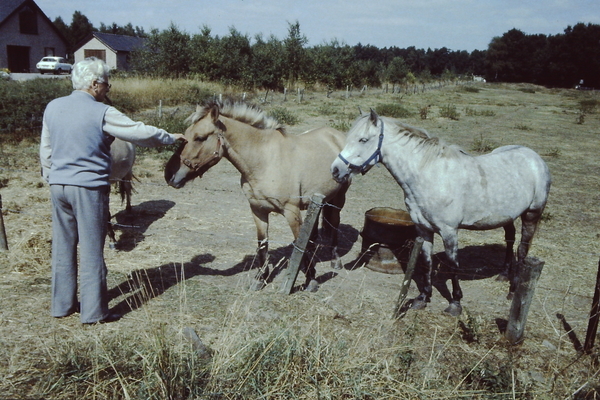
left=412, top=229, right=433, bottom=310
left=496, top=222, right=516, bottom=283
left=441, top=231, right=463, bottom=316
left=511, top=209, right=542, bottom=294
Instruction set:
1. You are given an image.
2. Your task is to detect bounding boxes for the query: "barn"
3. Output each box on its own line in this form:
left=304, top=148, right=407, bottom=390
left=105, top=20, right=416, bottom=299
left=0, top=0, right=68, bottom=73
left=74, top=32, right=146, bottom=71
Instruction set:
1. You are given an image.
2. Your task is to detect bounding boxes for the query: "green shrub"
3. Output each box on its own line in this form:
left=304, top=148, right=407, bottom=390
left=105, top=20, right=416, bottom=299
left=268, top=107, right=300, bottom=125
left=0, top=78, right=71, bottom=137
left=579, top=99, right=598, bottom=114
left=439, top=104, right=460, bottom=120
left=375, top=103, right=412, bottom=118
left=462, top=86, right=480, bottom=93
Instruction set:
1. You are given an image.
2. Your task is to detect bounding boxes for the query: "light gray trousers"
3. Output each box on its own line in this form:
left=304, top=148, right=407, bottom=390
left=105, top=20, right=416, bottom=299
left=50, top=184, right=110, bottom=323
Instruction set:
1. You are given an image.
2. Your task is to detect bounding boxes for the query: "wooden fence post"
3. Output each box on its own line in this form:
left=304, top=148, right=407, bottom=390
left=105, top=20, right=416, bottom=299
left=280, top=194, right=325, bottom=294
left=506, top=257, right=545, bottom=344
left=0, top=194, right=8, bottom=251
left=584, top=257, right=600, bottom=353
left=393, top=237, right=423, bottom=318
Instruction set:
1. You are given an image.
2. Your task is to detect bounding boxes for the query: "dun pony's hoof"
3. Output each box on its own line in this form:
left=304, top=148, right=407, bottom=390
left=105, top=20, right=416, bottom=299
left=496, top=273, right=509, bottom=282
left=506, top=291, right=514, bottom=300
left=444, top=302, right=462, bottom=317
left=109, top=242, right=116, bottom=250
left=412, top=298, right=428, bottom=310
left=249, top=279, right=266, bottom=291
left=304, top=280, right=319, bottom=292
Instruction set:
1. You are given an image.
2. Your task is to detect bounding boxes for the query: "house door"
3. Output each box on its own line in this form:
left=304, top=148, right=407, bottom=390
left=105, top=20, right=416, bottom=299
left=7, top=45, right=30, bottom=72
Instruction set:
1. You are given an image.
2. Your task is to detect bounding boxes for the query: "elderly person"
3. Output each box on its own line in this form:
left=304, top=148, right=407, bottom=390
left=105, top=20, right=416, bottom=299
left=40, top=57, right=185, bottom=324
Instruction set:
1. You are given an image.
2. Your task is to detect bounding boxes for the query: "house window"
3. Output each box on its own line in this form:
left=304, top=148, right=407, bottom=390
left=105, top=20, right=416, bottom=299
left=84, top=50, right=107, bottom=61
left=19, top=7, right=38, bottom=35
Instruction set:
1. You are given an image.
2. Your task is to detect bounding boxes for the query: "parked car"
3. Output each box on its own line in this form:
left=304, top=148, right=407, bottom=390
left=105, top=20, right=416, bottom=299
left=36, top=57, right=72, bottom=75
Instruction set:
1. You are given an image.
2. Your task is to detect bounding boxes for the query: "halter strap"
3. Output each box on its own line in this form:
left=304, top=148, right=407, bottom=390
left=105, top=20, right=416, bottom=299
left=181, top=133, right=224, bottom=172
left=337, top=119, right=384, bottom=175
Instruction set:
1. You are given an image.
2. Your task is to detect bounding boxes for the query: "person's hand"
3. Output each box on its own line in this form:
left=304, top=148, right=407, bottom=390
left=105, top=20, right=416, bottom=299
left=173, top=133, right=187, bottom=142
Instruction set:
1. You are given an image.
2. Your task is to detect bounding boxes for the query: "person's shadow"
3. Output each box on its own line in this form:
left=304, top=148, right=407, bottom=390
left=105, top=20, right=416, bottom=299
left=110, top=199, right=175, bottom=251
left=108, top=253, right=218, bottom=315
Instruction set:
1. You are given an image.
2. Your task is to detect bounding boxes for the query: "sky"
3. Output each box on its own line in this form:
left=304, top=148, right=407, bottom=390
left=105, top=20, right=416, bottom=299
left=35, top=0, right=600, bottom=52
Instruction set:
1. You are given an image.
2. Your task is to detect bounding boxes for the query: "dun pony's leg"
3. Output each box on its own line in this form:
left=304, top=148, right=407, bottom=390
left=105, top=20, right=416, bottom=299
left=412, top=229, right=433, bottom=310
left=302, top=222, right=320, bottom=292
left=321, top=188, right=346, bottom=270
left=249, top=209, right=270, bottom=291
left=498, top=223, right=516, bottom=282
left=441, top=230, right=463, bottom=316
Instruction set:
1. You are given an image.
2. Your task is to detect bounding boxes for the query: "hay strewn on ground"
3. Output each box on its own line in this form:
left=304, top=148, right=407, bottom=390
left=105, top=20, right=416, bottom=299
left=1, top=82, right=599, bottom=399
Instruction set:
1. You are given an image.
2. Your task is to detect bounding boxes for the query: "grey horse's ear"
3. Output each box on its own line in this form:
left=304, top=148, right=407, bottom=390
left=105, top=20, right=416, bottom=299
left=369, top=108, right=378, bottom=125
left=357, top=106, right=363, bottom=115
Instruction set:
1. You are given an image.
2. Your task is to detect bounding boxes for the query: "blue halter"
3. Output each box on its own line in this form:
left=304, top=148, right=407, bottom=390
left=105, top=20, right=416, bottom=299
left=337, top=119, right=384, bottom=175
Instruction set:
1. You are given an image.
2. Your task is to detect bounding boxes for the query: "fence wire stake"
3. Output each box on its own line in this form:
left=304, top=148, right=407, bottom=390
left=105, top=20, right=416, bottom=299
left=0, top=194, right=8, bottom=251
left=280, top=193, right=324, bottom=294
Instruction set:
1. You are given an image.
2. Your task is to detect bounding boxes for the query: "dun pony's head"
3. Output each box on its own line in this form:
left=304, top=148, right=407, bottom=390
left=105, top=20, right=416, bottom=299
left=164, top=101, right=225, bottom=188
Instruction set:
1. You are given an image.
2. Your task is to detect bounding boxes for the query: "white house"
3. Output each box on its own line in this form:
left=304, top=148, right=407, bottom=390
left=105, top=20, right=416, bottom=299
left=74, top=32, right=145, bottom=70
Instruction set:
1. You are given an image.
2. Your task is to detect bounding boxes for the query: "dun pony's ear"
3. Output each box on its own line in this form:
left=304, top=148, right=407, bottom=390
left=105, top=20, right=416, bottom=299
left=357, top=106, right=363, bottom=115
left=369, top=108, right=379, bottom=126
left=209, top=103, right=220, bottom=123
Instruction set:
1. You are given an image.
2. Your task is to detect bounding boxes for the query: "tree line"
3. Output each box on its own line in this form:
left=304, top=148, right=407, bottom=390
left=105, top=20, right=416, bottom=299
left=53, top=12, right=600, bottom=90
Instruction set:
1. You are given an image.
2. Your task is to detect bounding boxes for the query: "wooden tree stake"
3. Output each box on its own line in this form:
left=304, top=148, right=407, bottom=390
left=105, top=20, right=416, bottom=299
left=0, top=194, right=8, bottom=251
left=506, top=257, right=545, bottom=344
left=393, top=237, right=423, bottom=319
left=280, top=194, right=325, bottom=294
left=584, top=257, right=600, bottom=353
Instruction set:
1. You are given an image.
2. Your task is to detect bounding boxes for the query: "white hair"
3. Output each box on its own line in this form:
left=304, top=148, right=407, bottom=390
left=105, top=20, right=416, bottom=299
left=71, top=57, right=110, bottom=90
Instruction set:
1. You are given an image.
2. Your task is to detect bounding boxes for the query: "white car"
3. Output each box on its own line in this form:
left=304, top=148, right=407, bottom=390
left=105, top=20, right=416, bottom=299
left=36, top=56, right=72, bottom=75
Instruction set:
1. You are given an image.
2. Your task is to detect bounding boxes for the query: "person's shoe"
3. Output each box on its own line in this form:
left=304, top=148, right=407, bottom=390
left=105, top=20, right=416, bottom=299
left=83, top=313, right=122, bottom=325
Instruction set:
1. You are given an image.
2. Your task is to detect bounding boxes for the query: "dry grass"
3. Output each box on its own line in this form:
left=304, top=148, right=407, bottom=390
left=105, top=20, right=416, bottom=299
left=1, top=81, right=600, bottom=399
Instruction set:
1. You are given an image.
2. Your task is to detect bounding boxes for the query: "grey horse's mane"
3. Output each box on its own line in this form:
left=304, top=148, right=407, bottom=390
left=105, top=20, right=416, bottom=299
left=187, top=99, right=286, bottom=133
left=384, top=117, right=468, bottom=163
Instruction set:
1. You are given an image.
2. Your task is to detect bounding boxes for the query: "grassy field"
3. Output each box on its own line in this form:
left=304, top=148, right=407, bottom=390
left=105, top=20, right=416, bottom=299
left=1, top=79, right=600, bottom=399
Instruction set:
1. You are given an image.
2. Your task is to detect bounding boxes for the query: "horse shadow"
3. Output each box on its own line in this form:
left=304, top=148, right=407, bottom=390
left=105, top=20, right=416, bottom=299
left=222, top=224, right=360, bottom=290
left=110, top=200, right=175, bottom=251
left=344, top=241, right=508, bottom=303
left=108, top=253, right=216, bottom=315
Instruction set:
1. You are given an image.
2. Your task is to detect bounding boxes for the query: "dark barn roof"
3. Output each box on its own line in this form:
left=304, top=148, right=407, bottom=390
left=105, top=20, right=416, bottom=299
left=0, top=0, right=26, bottom=26
left=82, top=32, right=147, bottom=53
left=0, top=0, right=68, bottom=41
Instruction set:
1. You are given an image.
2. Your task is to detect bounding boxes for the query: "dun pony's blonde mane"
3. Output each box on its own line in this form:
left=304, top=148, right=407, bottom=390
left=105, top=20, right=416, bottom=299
left=187, top=100, right=286, bottom=133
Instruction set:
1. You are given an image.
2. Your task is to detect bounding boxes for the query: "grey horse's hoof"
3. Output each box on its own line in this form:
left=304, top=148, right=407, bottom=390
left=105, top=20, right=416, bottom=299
left=249, top=279, right=266, bottom=291
left=444, top=302, right=462, bottom=317
left=496, top=273, right=509, bottom=282
left=109, top=242, right=116, bottom=250
left=305, top=279, right=319, bottom=292
left=506, top=292, right=514, bottom=300
left=412, top=298, right=428, bottom=310
left=331, top=258, right=343, bottom=270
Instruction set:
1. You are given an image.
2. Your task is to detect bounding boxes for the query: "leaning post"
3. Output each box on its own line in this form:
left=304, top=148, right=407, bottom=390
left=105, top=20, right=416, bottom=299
left=506, top=257, right=545, bottom=344
left=0, top=194, right=8, bottom=251
left=584, top=257, right=600, bottom=353
left=393, top=237, right=423, bottom=319
left=280, top=193, right=325, bottom=295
